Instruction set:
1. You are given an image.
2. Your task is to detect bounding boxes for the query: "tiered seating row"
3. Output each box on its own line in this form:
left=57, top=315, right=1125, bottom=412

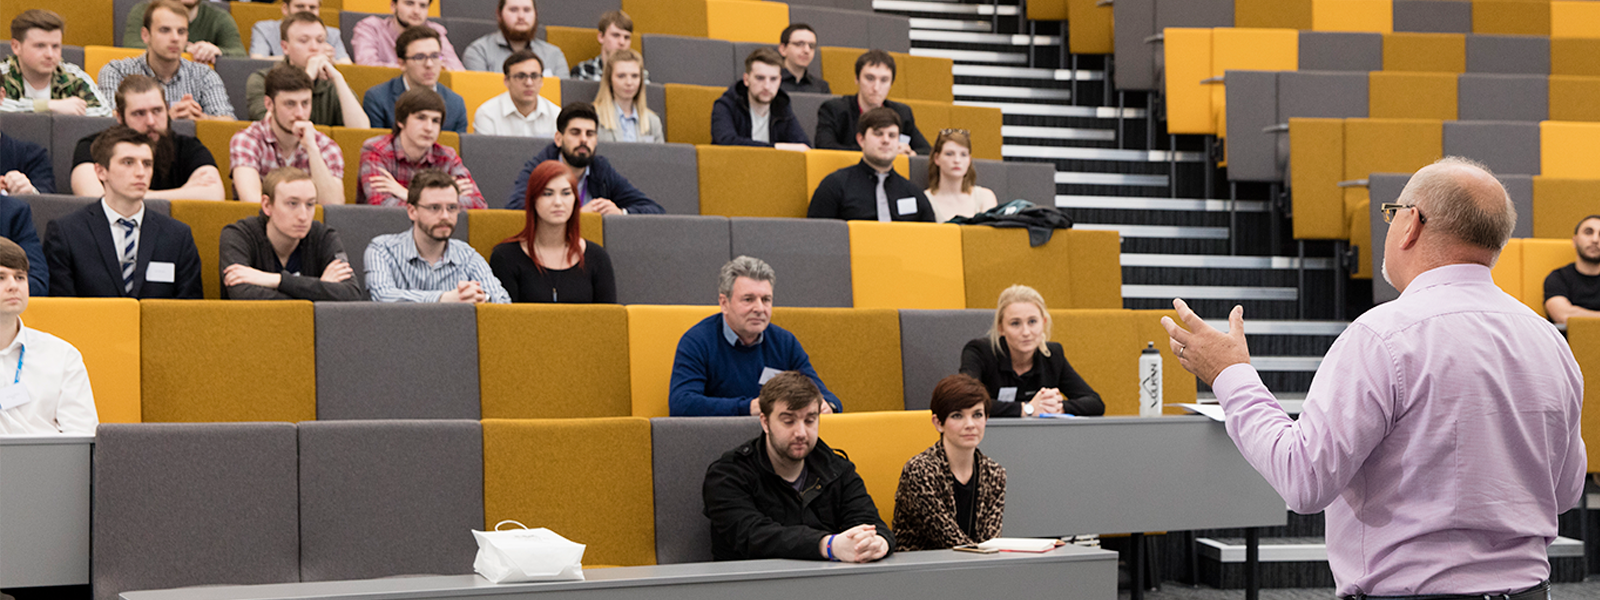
left=25, top=299, right=1190, bottom=425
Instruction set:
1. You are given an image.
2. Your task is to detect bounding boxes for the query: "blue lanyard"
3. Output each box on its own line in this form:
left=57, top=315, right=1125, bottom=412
left=12, top=344, right=23, bottom=385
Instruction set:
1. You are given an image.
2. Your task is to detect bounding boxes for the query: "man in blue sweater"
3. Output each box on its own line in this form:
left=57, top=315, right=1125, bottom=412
left=669, top=256, right=842, bottom=416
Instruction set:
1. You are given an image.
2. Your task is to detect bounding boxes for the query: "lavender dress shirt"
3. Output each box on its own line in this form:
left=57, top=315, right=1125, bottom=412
left=1212, top=263, right=1585, bottom=597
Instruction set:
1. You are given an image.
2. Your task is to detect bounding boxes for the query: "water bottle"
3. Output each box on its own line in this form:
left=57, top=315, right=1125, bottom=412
left=1138, top=342, right=1162, bottom=417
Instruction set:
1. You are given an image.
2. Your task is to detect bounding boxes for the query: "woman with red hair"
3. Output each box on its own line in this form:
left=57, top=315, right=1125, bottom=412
left=489, top=160, right=617, bottom=303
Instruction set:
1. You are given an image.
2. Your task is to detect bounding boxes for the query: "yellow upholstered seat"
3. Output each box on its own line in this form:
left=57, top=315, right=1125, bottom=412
left=1066, top=0, right=1116, bottom=53
left=1209, top=28, right=1299, bottom=137
left=817, top=410, right=936, bottom=525
left=545, top=26, right=598, bottom=66
left=1343, top=118, right=1443, bottom=267
left=1541, top=121, right=1600, bottom=179
left=169, top=199, right=321, bottom=299
left=1050, top=309, right=1136, bottom=415
left=626, top=305, right=720, bottom=417
left=1163, top=28, right=1214, bottom=135
left=482, top=417, right=656, bottom=566
left=1552, top=39, right=1600, bottom=77
left=1289, top=117, right=1348, bottom=240
left=1368, top=72, right=1458, bottom=120
left=706, top=0, right=789, bottom=43
left=140, top=300, right=315, bottom=422
left=696, top=145, right=809, bottom=218
left=1533, top=178, right=1600, bottom=239
left=948, top=105, right=1004, bottom=161
left=1547, top=76, right=1600, bottom=122
left=231, top=4, right=341, bottom=51
left=905, top=55, right=954, bottom=103
left=1349, top=198, right=1373, bottom=280
left=85, top=47, right=150, bottom=85
left=477, top=305, right=632, bottom=418
left=1028, top=0, right=1068, bottom=20
left=804, top=149, right=908, bottom=199
left=449, top=71, right=504, bottom=134
left=1311, top=0, right=1393, bottom=33
left=193, top=120, right=254, bottom=200
left=663, top=84, right=724, bottom=146
left=329, top=127, right=387, bottom=204
left=1490, top=239, right=1523, bottom=301
left=21, top=298, right=141, bottom=424
left=1562, top=318, right=1600, bottom=469
left=1237, top=0, right=1313, bottom=29
left=769, top=308, right=905, bottom=414
left=1553, top=2, right=1600, bottom=39
left=333, top=64, right=402, bottom=105
left=3, top=2, right=112, bottom=47
left=848, top=221, right=965, bottom=309
left=1382, top=33, right=1466, bottom=73
left=1522, top=239, right=1577, bottom=317
left=818, top=46, right=864, bottom=96
left=960, top=228, right=1123, bottom=310
left=899, top=100, right=953, bottom=143
left=1473, top=0, right=1551, bottom=36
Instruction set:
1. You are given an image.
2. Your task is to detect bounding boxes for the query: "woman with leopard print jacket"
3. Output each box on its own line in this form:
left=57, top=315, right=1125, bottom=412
left=892, top=374, right=1007, bottom=551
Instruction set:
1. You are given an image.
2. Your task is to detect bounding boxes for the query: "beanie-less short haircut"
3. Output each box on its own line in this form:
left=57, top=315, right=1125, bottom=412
left=279, top=11, right=324, bottom=42
left=779, top=23, right=815, bottom=46
left=718, top=255, right=775, bottom=297
left=263, top=62, right=314, bottom=100
left=405, top=168, right=458, bottom=206
left=114, top=74, right=166, bottom=121
left=1575, top=215, right=1600, bottom=235
left=395, top=24, right=441, bottom=61
left=263, top=167, right=313, bottom=203
left=758, top=371, right=822, bottom=416
left=0, top=237, right=30, bottom=276
left=854, top=49, right=896, bottom=80
left=10, top=9, right=63, bottom=41
left=929, top=374, right=991, bottom=425
left=745, top=47, right=783, bottom=72
left=556, top=101, right=600, bottom=132
left=91, top=125, right=154, bottom=167
left=597, top=10, right=633, bottom=33
left=857, top=106, right=901, bottom=137
left=393, top=87, right=448, bottom=134
left=144, top=0, right=188, bottom=30
left=502, top=48, right=544, bottom=76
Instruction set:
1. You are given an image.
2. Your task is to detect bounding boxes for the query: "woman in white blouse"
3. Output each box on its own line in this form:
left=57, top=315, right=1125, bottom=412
left=923, top=129, right=998, bottom=223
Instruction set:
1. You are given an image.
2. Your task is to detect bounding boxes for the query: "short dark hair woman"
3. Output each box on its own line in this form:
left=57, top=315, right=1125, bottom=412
left=891, top=374, right=1006, bottom=551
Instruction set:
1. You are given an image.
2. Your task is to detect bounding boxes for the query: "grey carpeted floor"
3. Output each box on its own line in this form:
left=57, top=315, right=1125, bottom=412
left=1120, top=580, right=1600, bottom=600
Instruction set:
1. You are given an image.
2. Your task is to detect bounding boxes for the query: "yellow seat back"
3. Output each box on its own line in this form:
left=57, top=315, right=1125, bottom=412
left=141, top=300, right=315, bottom=422
left=193, top=120, right=254, bottom=200
left=626, top=305, right=719, bottom=417
left=85, top=47, right=148, bottom=84
left=1541, top=121, right=1600, bottom=179
left=1532, top=177, right=1600, bottom=239
left=1311, top=0, right=1393, bottom=33
left=333, top=64, right=402, bottom=105
left=478, top=305, right=632, bottom=418
left=1210, top=28, right=1299, bottom=137
left=803, top=149, right=907, bottom=199
left=818, top=410, right=936, bottom=525
left=706, top=0, right=788, bottom=43
left=1368, top=72, right=1458, bottom=120
left=1552, top=38, right=1600, bottom=76
left=1289, top=117, right=1348, bottom=240
left=170, top=199, right=321, bottom=299
left=1163, top=28, right=1214, bottom=135
left=663, top=84, right=725, bottom=146
left=330, top=127, right=388, bottom=204
left=1066, top=0, right=1117, bottom=53
left=1382, top=33, right=1466, bottom=73
left=819, top=46, right=865, bottom=96
left=904, top=55, right=954, bottom=103
left=1548, top=76, right=1600, bottom=122
left=697, top=145, right=809, bottom=218
left=3, top=2, right=112, bottom=47
left=1473, top=0, right=1550, bottom=36
left=344, top=0, right=437, bottom=16
left=848, top=221, right=965, bottom=309
left=21, top=298, right=141, bottom=424
left=1521, top=239, right=1577, bottom=317
left=947, top=105, right=1004, bottom=161
left=770, top=308, right=905, bottom=414
left=1490, top=238, right=1523, bottom=301
left=1237, top=0, right=1313, bottom=29
left=1562, top=318, right=1600, bottom=471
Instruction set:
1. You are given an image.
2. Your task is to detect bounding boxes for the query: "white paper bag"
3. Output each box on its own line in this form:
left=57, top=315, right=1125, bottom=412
left=471, top=520, right=587, bottom=584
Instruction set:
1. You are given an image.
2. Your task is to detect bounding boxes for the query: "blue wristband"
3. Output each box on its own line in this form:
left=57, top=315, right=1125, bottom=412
left=826, top=535, right=837, bottom=561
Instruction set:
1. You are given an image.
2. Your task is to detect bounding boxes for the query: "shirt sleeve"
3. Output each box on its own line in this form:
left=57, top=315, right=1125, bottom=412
left=364, top=241, right=441, bottom=303
left=446, top=154, right=487, bottom=209
left=668, top=333, right=751, bottom=416
left=245, top=71, right=268, bottom=122
left=194, top=67, right=236, bottom=119
left=350, top=18, right=392, bottom=67
left=122, top=3, right=150, bottom=49
left=277, top=229, right=365, bottom=301
left=53, top=345, right=99, bottom=435
left=470, top=254, right=511, bottom=304
left=356, top=142, right=394, bottom=206
left=207, top=9, right=247, bottom=57
left=814, top=100, right=847, bottom=150
left=249, top=22, right=275, bottom=56
left=20, top=143, right=55, bottom=195
left=462, top=37, right=489, bottom=72
left=64, top=63, right=113, bottom=117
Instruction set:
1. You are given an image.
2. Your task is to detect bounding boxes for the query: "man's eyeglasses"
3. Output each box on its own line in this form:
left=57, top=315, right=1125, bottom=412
left=785, top=41, right=816, bottom=49
left=1380, top=202, right=1426, bottom=224
left=508, top=73, right=542, bottom=83
left=416, top=203, right=461, bottom=215
left=405, top=53, right=443, bottom=63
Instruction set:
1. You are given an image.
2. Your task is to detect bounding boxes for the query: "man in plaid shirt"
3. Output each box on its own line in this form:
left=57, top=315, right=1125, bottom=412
left=358, top=87, right=485, bottom=208
left=97, top=0, right=234, bottom=121
left=230, top=64, right=345, bottom=204
left=1, top=10, right=112, bottom=117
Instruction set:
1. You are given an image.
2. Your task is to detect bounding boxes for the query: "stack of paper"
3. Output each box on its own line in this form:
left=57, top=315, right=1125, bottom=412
left=977, top=538, right=1060, bottom=552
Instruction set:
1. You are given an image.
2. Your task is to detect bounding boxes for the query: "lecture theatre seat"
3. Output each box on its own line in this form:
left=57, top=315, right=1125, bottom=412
left=626, top=304, right=718, bottom=418
left=896, top=308, right=993, bottom=411
left=1540, top=121, right=1600, bottom=179
left=643, top=35, right=736, bottom=87
left=623, top=0, right=789, bottom=44
left=664, top=83, right=723, bottom=146
left=215, top=56, right=277, bottom=122
left=477, top=304, right=633, bottom=419
left=140, top=300, right=316, bottom=423
left=297, top=420, right=484, bottom=581
left=329, top=126, right=386, bottom=204
left=781, top=6, right=869, bottom=50
left=1563, top=318, right=1600, bottom=471
left=1531, top=177, right=1600, bottom=239
left=962, top=228, right=1124, bottom=311
left=1048, top=308, right=1191, bottom=416
left=93, top=422, right=300, bottom=600
left=321, top=204, right=409, bottom=280
left=804, top=149, right=908, bottom=199
left=602, top=141, right=701, bottom=216
left=1490, top=238, right=1524, bottom=302
left=728, top=217, right=853, bottom=308
left=1457, top=74, right=1547, bottom=122
left=649, top=416, right=762, bottom=564
left=313, top=303, right=481, bottom=420
left=770, top=307, right=905, bottom=414
left=605, top=215, right=730, bottom=305
left=1550, top=76, right=1600, bottom=122
left=193, top=120, right=255, bottom=200
left=457, top=134, right=549, bottom=209
left=1392, top=0, right=1470, bottom=34
left=482, top=417, right=657, bottom=567
left=46, top=115, right=117, bottom=189
left=170, top=199, right=316, bottom=300
left=815, top=410, right=936, bottom=525
left=848, top=221, right=965, bottom=310
left=1443, top=121, right=1541, bottom=178
left=0, top=113, right=51, bottom=155
left=20, top=298, right=142, bottom=424
left=695, top=145, right=809, bottom=218
left=1521, top=239, right=1574, bottom=319
left=1384, top=32, right=1466, bottom=73
left=947, top=104, right=1004, bottom=160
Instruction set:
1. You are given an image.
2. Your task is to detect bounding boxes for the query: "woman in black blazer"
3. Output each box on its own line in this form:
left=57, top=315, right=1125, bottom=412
left=958, top=285, right=1103, bottom=418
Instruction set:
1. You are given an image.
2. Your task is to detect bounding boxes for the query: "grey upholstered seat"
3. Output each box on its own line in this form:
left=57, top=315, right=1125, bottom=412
left=48, top=115, right=115, bottom=189
left=1456, top=74, right=1549, bottom=122
left=214, top=57, right=277, bottom=122
left=1392, top=0, right=1473, bottom=33
left=1442, top=121, right=1541, bottom=177
left=314, top=303, right=483, bottom=419
left=898, top=309, right=995, bottom=410
left=323, top=204, right=466, bottom=282
left=1297, top=31, right=1383, bottom=72
left=789, top=5, right=871, bottom=50
left=442, top=17, right=499, bottom=63
left=728, top=217, right=852, bottom=307
left=602, top=141, right=701, bottom=215
left=457, top=134, right=549, bottom=209
left=642, top=35, right=736, bottom=87
left=604, top=214, right=730, bottom=304
left=650, top=416, right=763, bottom=564
left=869, top=14, right=913, bottom=53
left=537, top=0, right=621, bottom=28
left=1465, top=35, right=1550, bottom=75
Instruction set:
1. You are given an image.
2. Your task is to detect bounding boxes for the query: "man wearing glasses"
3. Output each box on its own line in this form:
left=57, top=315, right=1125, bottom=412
left=1162, top=157, right=1582, bottom=600
left=777, top=23, right=828, bottom=95
left=363, top=26, right=468, bottom=133
left=365, top=168, right=508, bottom=304
left=472, top=49, right=559, bottom=137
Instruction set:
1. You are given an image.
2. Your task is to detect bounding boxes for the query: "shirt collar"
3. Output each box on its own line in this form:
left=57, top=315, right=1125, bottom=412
left=501, top=94, right=554, bottom=120
left=0, top=318, right=27, bottom=356
left=1397, top=263, right=1494, bottom=298
left=399, top=230, right=459, bottom=267
left=388, top=133, right=442, bottom=168
left=102, top=198, right=146, bottom=229
left=616, top=103, right=638, bottom=122
left=721, top=315, right=763, bottom=347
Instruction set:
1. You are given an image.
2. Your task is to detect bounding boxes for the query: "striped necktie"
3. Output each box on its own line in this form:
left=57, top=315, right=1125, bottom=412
left=117, top=218, right=137, bottom=294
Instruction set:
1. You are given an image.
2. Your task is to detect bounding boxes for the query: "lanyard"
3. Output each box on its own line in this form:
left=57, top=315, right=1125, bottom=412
left=11, top=344, right=23, bottom=385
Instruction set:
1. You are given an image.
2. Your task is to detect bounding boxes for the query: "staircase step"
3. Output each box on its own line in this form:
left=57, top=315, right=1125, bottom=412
left=874, top=0, right=1020, bottom=16
left=911, top=30, right=1059, bottom=46
left=909, top=17, right=994, bottom=31
left=952, top=64, right=1105, bottom=81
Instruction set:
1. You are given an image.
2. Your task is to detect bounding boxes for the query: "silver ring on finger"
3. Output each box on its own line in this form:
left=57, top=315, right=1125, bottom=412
left=1178, top=345, right=1186, bottom=359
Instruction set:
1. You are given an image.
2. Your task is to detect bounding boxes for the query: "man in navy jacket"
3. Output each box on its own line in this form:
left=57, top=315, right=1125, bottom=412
left=711, top=48, right=810, bottom=149
left=0, top=195, right=48, bottom=297
left=505, top=102, right=664, bottom=213
left=0, top=132, right=55, bottom=195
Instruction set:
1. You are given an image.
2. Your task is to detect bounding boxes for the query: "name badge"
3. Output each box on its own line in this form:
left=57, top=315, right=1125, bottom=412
left=996, top=387, right=1018, bottom=403
left=0, top=382, right=33, bottom=411
left=899, top=134, right=912, bottom=145
left=896, top=197, right=918, bottom=215
left=147, top=261, right=176, bottom=283
left=758, top=367, right=784, bottom=385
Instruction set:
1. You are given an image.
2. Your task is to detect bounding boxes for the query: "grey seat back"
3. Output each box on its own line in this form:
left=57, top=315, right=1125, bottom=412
left=50, top=115, right=115, bottom=189
left=729, top=217, right=852, bottom=307
left=62, top=46, right=85, bottom=69
left=0, top=112, right=52, bottom=150
left=1223, top=70, right=1279, bottom=182
left=443, top=17, right=498, bottom=62
left=1272, top=70, right=1370, bottom=179
left=1456, top=73, right=1549, bottom=122
left=457, top=134, right=550, bottom=209
left=561, top=79, right=601, bottom=105
left=114, top=0, right=144, bottom=47
left=1466, top=35, right=1550, bottom=75
left=789, top=6, right=871, bottom=50
left=93, top=423, right=300, bottom=600
left=642, top=35, right=736, bottom=87
left=650, top=416, right=763, bottom=565
left=538, top=0, right=621, bottom=28
left=906, top=156, right=1010, bottom=203
left=1298, top=31, right=1383, bottom=72
left=1007, top=161, right=1056, bottom=205
left=898, top=309, right=995, bottom=410
left=788, top=92, right=831, bottom=146
left=602, top=141, right=700, bottom=215
left=1113, top=0, right=1158, bottom=90
left=314, top=303, right=483, bottom=419
left=869, top=14, right=912, bottom=53
left=323, top=204, right=465, bottom=279
left=1442, top=121, right=1541, bottom=178
left=604, top=214, right=730, bottom=304
left=440, top=0, right=497, bottom=19
left=215, top=57, right=276, bottom=122
left=1392, top=0, right=1473, bottom=33
left=298, top=420, right=484, bottom=580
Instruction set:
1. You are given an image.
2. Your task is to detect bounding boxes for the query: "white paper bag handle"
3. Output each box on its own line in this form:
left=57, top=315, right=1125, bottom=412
left=494, top=520, right=530, bottom=532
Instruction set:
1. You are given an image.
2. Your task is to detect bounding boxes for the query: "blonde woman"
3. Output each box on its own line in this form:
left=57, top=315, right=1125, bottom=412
left=958, top=285, right=1103, bottom=418
left=924, top=129, right=997, bottom=222
left=593, top=49, right=663, bottom=143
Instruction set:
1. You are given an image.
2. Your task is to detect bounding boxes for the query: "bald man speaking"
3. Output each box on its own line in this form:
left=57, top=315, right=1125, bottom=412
left=1163, top=157, right=1584, bottom=600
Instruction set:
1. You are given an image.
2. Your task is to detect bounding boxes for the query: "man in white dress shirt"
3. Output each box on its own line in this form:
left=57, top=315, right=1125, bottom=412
left=0, top=236, right=97, bottom=435
left=472, top=49, right=558, bottom=137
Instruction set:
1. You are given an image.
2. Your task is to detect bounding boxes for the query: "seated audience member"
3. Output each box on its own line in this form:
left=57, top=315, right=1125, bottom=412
left=892, top=374, right=1006, bottom=551
left=959, top=285, right=1103, bottom=417
left=711, top=48, right=810, bottom=150
left=0, top=197, right=48, bottom=296
left=0, top=237, right=96, bottom=435
left=219, top=167, right=363, bottom=301
left=463, top=0, right=569, bottom=78
left=99, top=0, right=235, bottom=120
left=245, top=11, right=368, bottom=127
left=472, top=49, right=559, bottom=137
left=365, top=168, right=509, bottom=304
left=571, top=11, right=642, bottom=82
left=668, top=256, right=842, bottom=416
left=71, top=75, right=224, bottom=200
left=490, top=160, right=615, bottom=303
left=46, top=126, right=203, bottom=299
left=2, top=10, right=112, bottom=116
left=777, top=23, right=829, bottom=95
left=0, top=132, right=53, bottom=195
left=360, top=88, right=485, bottom=208
left=1545, top=215, right=1600, bottom=325
left=815, top=50, right=929, bottom=155
left=230, top=63, right=346, bottom=204
left=350, top=0, right=464, bottom=69
left=249, top=0, right=350, bottom=62
left=807, top=107, right=934, bottom=222
left=363, top=26, right=468, bottom=133
left=122, top=0, right=246, bottom=64
left=506, top=102, right=664, bottom=214
left=702, top=371, right=893, bottom=562
left=924, top=129, right=997, bottom=222
left=593, top=50, right=661, bottom=143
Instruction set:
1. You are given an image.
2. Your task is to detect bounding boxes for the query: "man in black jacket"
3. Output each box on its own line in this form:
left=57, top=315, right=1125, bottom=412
left=219, top=166, right=365, bottom=301
left=808, top=107, right=934, bottom=222
left=505, top=102, right=664, bottom=213
left=703, top=371, right=893, bottom=562
left=711, top=48, right=810, bottom=150
left=814, top=49, right=930, bottom=155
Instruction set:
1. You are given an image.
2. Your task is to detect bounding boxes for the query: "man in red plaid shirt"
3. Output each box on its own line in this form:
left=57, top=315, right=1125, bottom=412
left=357, top=87, right=486, bottom=208
left=229, top=63, right=346, bottom=204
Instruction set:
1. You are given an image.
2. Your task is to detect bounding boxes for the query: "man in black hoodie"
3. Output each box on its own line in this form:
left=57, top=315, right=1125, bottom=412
left=710, top=48, right=811, bottom=150
left=703, top=371, right=893, bottom=562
